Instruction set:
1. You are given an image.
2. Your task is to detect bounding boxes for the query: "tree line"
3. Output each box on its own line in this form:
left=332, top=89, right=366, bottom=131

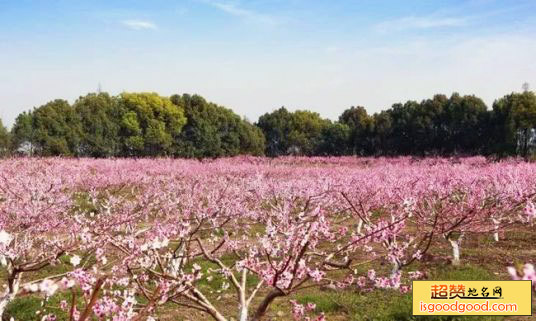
left=1, top=90, right=535, bottom=158
left=1, top=92, right=264, bottom=158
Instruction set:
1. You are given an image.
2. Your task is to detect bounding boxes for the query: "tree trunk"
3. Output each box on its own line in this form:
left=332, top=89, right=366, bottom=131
left=445, top=232, right=463, bottom=266
left=238, top=305, right=248, bottom=321
left=492, top=218, right=500, bottom=242
left=0, top=271, right=21, bottom=317
left=449, top=239, right=461, bottom=266
left=357, top=219, right=363, bottom=235
left=251, top=289, right=285, bottom=321
left=390, top=260, right=401, bottom=279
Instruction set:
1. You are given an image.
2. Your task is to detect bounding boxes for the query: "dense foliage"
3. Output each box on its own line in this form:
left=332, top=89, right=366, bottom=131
left=74, top=93, right=121, bottom=157
left=3, top=90, right=536, bottom=158
left=0, top=119, right=9, bottom=157
left=6, top=92, right=263, bottom=158
left=0, top=157, right=534, bottom=320
left=256, top=92, right=536, bottom=157
left=257, top=108, right=330, bottom=156
left=171, top=94, right=265, bottom=158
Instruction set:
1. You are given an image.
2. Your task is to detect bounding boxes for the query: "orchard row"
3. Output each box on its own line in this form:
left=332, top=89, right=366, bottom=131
left=0, top=156, right=534, bottom=320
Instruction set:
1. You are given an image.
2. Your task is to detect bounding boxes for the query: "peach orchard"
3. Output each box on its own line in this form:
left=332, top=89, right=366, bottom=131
left=0, top=157, right=535, bottom=321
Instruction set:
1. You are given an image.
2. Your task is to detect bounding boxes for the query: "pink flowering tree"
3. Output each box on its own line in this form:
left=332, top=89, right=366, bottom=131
left=339, top=171, right=433, bottom=277
left=113, top=178, right=364, bottom=321
left=341, top=191, right=429, bottom=276
left=507, top=264, right=536, bottom=292
left=507, top=202, right=536, bottom=292
left=0, top=160, right=82, bottom=315
left=0, top=159, right=154, bottom=319
left=289, top=300, right=325, bottom=321
left=2, top=157, right=536, bottom=320
left=50, top=173, right=411, bottom=321
left=479, top=164, right=536, bottom=242
left=410, top=178, right=487, bottom=266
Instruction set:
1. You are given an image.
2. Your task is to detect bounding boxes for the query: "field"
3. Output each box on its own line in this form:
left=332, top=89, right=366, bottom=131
left=0, top=156, right=535, bottom=321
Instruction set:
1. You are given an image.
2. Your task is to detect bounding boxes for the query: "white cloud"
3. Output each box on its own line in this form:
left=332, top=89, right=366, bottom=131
left=121, top=20, right=157, bottom=30
left=198, top=0, right=277, bottom=26
left=325, top=46, right=339, bottom=54
left=375, top=14, right=469, bottom=33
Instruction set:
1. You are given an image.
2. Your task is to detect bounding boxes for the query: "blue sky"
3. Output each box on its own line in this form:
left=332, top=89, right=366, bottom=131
left=1, top=0, right=536, bottom=127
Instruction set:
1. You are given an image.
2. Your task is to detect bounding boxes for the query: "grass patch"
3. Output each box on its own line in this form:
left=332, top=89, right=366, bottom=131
left=293, top=265, right=505, bottom=321
left=3, top=291, right=74, bottom=321
left=296, top=291, right=346, bottom=314
left=429, top=264, right=498, bottom=281
left=3, top=296, right=43, bottom=321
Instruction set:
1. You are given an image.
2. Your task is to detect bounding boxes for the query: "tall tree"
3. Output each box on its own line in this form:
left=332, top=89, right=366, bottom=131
left=384, top=101, right=422, bottom=155
left=171, top=94, right=265, bottom=158
left=491, top=91, right=536, bottom=156
left=371, top=111, right=392, bottom=155
left=257, top=108, right=329, bottom=156
left=412, top=94, right=448, bottom=154
left=74, top=93, right=120, bottom=157
left=288, top=110, right=330, bottom=156
left=339, top=106, right=374, bottom=155
left=237, top=120, right=266, bottom=156
left=10, top=112, right=35, bottom=155
left=118, top=93, right=187, bottom=156
left=317, top=122, right=351, bottom=156
left=18, top=100, right=82, bottom=156
left=440, top=93, right=489, bottom=154
left=256, top=107, right=294, bottom=157
left=0, top=118, right=9, bottom=157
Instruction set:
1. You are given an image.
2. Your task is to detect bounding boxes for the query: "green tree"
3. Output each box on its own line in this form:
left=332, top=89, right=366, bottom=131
left=256, top=107, right=294, bottom=157
left=257, top=108, right=329, bottom=156
left=288, top=110, right=330, bottom=155
left=317, top=122, right=351, bottom=156
left=376, top=96, right=448, bottom=155
left=17, top=100, right=82, bottom=156
left=237, top=120, right=265, bottom=156
left=118, top=93, right=187, bottom=156
left=370, top=94, right=490, bottom=156
left=491, top=91, right=536, bottom=156
left=10, top=112, right=35, bottom=155
left=412, top=94, right=448, bottom=154
left=74, top=93, right=120, bottom=157
left=0, top=118, right=10, bottom=157
left=384, top=101, right=421, bottom=155
left=440, top=93, right=489, bottom=154
left=371, top=111, right=392, bottom=155
left=339, top=106, right=375, bottom=155
left=171, top=94, right=264, bottom=158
